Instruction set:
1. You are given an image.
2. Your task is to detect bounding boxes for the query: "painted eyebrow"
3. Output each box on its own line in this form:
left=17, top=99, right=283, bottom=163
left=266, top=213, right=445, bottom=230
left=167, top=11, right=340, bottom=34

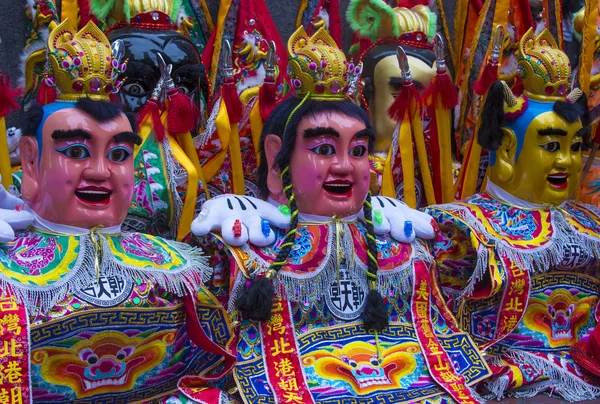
left=355, top=128, right=375, bottom=140
left=51, top=129, right=92, bottom=140
left=538, top=127, right=568, bottom=137
left=389, top=77, right=424, bottom=91
left=113, top=131, right=142, bottom=145
left=574, top=127, right=585, bottom=138
left=303, top=127, right=340, bottom=138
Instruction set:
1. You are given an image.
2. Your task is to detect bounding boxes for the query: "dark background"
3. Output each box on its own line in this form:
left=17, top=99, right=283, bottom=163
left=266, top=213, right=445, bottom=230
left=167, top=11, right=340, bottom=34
left=0, top=0, right=456, bottom=127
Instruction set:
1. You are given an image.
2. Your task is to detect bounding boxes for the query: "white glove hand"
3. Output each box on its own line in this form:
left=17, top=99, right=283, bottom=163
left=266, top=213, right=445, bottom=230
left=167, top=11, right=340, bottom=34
left=191, top=195, right=290, bottom=246
left=0, top=185, right=33, bottom=242
left=359, top=196, right=437, bottom=243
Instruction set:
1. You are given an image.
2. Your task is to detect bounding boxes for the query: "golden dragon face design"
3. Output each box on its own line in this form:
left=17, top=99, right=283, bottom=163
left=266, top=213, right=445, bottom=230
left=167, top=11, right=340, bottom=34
left=32, top=329, right=176, bottom=397
left=524, top=288, right=597, bottom=347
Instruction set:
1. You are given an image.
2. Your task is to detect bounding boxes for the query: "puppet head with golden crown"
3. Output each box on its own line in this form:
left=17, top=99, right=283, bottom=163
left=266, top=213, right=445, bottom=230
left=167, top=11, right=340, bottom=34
left=478, top=28, right=589, bottom=206
left=20, top=20, right=142, bottom=230
left=347, top=0, right=438, bottom=153
left=89, top=0, right=207, bottom=119
left=238, top=26, right=389, bottom=334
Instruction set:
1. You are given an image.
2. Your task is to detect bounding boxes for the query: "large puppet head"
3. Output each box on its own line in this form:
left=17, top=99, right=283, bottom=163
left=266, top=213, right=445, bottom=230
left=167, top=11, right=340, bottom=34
left=92, top=0, right=207, bottom=117
left=20, top=21, right=141, bottom=229
left=479, top=28, right=590, bottom=206
left=239, top=26, right=388, bottom=334
left=347, top=0, right=437, bottom=153
left=257, top=25, right=372, bottom=218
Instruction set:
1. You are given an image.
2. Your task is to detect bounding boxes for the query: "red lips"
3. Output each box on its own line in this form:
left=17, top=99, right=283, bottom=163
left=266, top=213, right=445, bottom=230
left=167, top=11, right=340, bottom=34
left=547, top=173, right=568, bottom=190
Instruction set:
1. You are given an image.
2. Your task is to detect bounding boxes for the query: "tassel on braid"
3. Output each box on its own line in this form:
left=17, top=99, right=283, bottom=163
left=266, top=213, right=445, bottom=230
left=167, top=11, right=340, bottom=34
left=235, top=165, right=300, bottom=322
left=361, top=192, right=389, bottom=332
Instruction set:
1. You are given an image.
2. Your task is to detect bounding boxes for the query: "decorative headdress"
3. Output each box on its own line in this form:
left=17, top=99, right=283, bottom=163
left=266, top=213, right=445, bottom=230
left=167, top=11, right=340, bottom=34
left=90, top=0, right=193, bottom=33
left=23, top=20, right=127, bottom=105
left=517, top=28, right=571, bottom=102
left=40, top=20, right=127, bottom=101
left=347, top=0, right=435, bottom=45
left=478, top=28, right=585, bottom=157
left=287, top=26, right=362, bottom=101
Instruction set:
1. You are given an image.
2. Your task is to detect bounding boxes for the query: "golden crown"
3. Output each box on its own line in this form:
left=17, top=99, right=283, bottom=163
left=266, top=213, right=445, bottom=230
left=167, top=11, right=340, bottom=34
left=517, top=28, right=571, bottom=102
left=44, top=19, right=126, bottom=101
left=287, top=26, right=362, bottom=101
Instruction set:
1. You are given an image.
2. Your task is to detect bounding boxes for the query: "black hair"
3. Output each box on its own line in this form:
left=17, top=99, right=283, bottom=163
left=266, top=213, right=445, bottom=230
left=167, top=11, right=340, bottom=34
left=75, top=98, right=125, bottom=122
left=21, top=102, right=44, bottom=137
left=477, top=81, right=506, bottom=151
left=22, top=98, right=137, bottom=137
left=360, top=44, right=435, bottom=109
left=239, top=96, right=388, bottom=332
left=478, top=82, right=591, bottom=151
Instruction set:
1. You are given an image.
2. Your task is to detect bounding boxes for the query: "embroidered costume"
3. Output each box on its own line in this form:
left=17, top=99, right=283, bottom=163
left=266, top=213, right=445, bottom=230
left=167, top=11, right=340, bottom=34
left=207, top=218, right=490, bottom=403
left=4, top=19, right=235, bottom=403
left=196, top=26, right=490, bottom=404
left=429, top=28, right=600, bottom=400
left=1, top=213, right=233, bottom=403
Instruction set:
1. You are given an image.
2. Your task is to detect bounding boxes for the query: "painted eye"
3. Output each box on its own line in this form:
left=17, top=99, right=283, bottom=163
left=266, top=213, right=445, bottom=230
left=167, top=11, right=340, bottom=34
left=87, top=354, right=98, bottom=365
left=571, top=142, right=582, bottom=152
left=370, top=357, right=380, bottom=366
left=116, top=349, right=129, bottom=360
left=177, top=85, right=192, bottom=95
left=541, top=142, right=560, bottom=152
left=348, top=360, right=358, bottom=368
left=122, top=82, right=148, bottom=96
left=350, top=145, right=367, bottom=157
left=310, top=144, right=335, bottom=156
left=56, top=145, right=90, bottom=160
left=107, top=147, right=132, bottom=163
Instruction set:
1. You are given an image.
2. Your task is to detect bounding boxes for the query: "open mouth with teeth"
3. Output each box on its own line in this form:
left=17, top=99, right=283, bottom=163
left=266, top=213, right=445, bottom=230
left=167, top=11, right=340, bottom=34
left=323, top=180, right=353, bottom=197
left=75, top=186, right=112, bottom=206
left=547, top=173, right=568, bottom=189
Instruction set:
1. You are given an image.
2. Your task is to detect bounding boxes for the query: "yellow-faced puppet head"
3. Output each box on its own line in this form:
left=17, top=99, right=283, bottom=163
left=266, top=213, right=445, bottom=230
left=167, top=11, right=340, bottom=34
left=347, top=0, right=437, bottom=153
left=479, top=28, right=589, bottom=205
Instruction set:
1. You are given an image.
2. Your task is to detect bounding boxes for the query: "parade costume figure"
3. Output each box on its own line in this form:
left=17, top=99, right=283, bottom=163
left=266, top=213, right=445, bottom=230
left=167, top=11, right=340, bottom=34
left=88, top=0, right=211, bottom=241
left=347, top=0, right=457, bottom=208
left=0, top=20, right=234, bottom=403
left=196, top=26, right=490, bottom=404
left=429, top=28, right=600, bottom=400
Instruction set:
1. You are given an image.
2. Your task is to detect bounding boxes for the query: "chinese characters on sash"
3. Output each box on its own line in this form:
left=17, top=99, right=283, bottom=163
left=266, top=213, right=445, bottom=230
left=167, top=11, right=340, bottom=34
left=260, top=298, right=314, bottom=404
left=0, top=297, right=29, bottom=404
left=412, top=261, right=482, bottom=404
left=484, top=255, right=531, bottom=349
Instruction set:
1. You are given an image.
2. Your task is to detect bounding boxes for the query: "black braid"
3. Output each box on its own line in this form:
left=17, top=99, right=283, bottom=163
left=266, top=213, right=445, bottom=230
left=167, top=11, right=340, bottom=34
left=269, top=165, right=300, bottom=273
left=235, top=165, right=299, bottom=322
left=361, top=192, right=389, bottom=332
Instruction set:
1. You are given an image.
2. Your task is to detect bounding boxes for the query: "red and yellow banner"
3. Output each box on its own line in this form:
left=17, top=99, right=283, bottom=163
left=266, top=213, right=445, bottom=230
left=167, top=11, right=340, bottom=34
left=412, top=261, right=482, bottom=404
left=261, top=298, right=314, bottom=404
left=0, top=295, right=30, bottom=403
left=482, top=256, right=530, bottom=349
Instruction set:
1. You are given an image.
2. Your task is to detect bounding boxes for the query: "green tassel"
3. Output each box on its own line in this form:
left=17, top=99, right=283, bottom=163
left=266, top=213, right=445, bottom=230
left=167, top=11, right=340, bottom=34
left=89, top=0, right=116, bottom=21
left=346, top=0, right=399, bottom=42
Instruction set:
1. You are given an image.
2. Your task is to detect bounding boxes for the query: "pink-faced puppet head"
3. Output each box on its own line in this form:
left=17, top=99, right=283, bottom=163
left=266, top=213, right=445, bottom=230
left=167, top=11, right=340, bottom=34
left=20, top=98, right=142, bottom=229
left=259, top=97, right=374, bottom=218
